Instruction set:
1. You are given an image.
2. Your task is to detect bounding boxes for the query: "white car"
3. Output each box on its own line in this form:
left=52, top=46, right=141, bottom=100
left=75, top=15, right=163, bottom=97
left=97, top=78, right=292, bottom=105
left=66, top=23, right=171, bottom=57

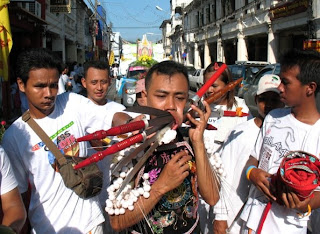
left=189, top=69, right=205, bottom=91
left=118, top=65, right=148, bottom=107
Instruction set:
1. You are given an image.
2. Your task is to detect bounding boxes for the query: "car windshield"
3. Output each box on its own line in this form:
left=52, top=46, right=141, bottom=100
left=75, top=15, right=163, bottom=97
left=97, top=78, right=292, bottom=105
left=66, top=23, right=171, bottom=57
left=127, top=69, right=147, bottom=78
left=186, top=66, right=196, bottom=75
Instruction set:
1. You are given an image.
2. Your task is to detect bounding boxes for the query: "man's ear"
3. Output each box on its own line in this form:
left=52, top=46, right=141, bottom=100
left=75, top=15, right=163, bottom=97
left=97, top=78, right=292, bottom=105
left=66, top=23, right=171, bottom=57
left=17, top=78, right=25, bottom=93
left=141, top=90, right=147, bottom=98
left=306, top=82, right=317, bottom=97
left=81, top=77, right=87, bottom=88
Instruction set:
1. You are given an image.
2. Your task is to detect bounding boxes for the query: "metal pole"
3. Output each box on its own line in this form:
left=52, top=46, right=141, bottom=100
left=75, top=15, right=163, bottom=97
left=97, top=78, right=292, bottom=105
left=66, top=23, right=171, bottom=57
left=92, top=0, right=98, bottom=61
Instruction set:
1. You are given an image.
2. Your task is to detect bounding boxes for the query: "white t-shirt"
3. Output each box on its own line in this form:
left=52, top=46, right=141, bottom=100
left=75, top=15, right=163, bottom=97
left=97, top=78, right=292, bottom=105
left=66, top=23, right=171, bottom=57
left=58, top=74, right=68, bottom=94
left=213, top=118, right=260, bottom=234
left=204, top=96, right=250, bottom=156
left=0, top=146, right=18, bottom=195
left=1, top=92, right=124, bottom=233
left=241, top=108, right=320, bottom=234
left=199, top=97, right=250, bottom=234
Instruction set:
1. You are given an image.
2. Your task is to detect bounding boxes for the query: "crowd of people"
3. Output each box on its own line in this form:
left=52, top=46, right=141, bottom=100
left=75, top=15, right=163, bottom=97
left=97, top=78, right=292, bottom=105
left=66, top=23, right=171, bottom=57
left=0, top=47, right=320, bottom=234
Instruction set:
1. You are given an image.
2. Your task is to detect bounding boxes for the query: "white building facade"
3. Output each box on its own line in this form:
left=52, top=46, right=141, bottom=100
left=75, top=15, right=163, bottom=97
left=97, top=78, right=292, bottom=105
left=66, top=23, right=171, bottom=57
left=162, top=0, right=320, bottom=68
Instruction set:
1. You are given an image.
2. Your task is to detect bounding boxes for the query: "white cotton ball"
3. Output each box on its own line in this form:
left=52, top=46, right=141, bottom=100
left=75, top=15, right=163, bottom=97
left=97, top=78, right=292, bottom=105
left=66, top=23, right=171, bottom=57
left=120, top=171, right=126, bottom=178
left=108, top=208, right=115, bottom=215
left=143, top=184, right=151, bottom=192
left=114, top=208, right=120, bottom=216
left=122, top=200, right=128, bottom=209
left=218, top=168, right=224, bottom=175
left=116, top=200, right=122, bottom=208
left=126, top=184, right=133, bottom=190
left=143, top=173, right=149, bottom=180
left=161, top=129, right=177, bottom=144
left=138, top=187, right=144, bottom=195
left=132, top=189, right=140, bottom=197
left=132, top=196, right=138, bottom=203
left=117, top=177, right=124, bottom=184
left=128, top=205, right=134, bottom=211
left=113, top=183, right=120, bottom=190
left=106, top=199, right=113, bottom=208
left=119, top=208, right=125, bottom=214
left=109, top=193, right=115, bottom=200
left=124, top=193, right=130, bottom=200
left=107, top=185, right=115, bottom=192
left=128, top=162, right=133, bottom=168
left=127, top=199, right=133, bottom=207
left=143, top=191, right=150, bottom=198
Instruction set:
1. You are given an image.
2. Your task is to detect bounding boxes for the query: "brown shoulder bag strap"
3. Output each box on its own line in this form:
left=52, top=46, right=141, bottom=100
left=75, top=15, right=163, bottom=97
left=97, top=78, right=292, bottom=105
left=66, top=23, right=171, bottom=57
left=22, top=110, right=67, bottom=166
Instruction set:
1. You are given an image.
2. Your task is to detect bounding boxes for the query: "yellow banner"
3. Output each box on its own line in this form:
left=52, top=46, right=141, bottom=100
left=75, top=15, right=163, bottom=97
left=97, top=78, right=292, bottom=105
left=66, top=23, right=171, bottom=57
left=0, top=0, right=12, bottom=81
left=109, top=51, right=114, bottom=66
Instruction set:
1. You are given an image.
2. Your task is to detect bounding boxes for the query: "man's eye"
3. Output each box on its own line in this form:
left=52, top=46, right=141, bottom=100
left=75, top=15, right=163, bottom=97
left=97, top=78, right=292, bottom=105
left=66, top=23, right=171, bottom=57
left=91, top=81, right=97, bottom=85
left=177, top=96, right=186, bottom=100
left=51, top=84, right=58, bottom=89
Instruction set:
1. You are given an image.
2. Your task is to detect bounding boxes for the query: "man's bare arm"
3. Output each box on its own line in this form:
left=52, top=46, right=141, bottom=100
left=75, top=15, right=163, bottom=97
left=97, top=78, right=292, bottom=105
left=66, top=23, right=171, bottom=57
left=187, top=101, right=220, bottom=205
left=1, top=188, right=27, bottom=233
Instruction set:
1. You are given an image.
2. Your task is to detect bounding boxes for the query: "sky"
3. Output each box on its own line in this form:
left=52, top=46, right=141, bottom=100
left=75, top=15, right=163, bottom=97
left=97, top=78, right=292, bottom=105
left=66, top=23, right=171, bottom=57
left=100, top=0, right=171, bottom=42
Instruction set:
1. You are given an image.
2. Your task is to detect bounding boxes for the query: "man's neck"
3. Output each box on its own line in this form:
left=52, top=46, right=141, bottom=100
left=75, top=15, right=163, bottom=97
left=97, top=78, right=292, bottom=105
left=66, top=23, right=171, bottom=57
left=291, top=100, right=320, bottom=125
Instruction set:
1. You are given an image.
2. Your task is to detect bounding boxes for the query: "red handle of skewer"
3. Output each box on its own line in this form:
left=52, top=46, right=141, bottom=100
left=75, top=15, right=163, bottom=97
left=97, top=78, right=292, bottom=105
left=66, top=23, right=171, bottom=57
left=77, top=120, right=146, bottom=142
left=196, top=63, right=227, bottom=99
left=102, top=120, right=146, bottom=136
left=77, top=130, right=108, bottom=142
left=74, top=133, right=145, bottom=169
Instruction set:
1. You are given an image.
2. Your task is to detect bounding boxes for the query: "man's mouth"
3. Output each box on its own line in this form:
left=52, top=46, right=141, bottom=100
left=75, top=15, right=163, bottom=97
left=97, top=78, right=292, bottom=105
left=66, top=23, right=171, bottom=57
left=170, top=114, right=180, bottom=130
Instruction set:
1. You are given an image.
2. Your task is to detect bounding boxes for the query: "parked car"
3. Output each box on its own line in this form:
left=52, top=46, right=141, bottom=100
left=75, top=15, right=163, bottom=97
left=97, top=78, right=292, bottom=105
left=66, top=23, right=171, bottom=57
left=117, top=65, right=148, bottom=107
left=243, top=63, right=281, bottom=117
left=232, top=61, right=270, bottom=97
left=189, top=69, right=205, bottom=91
left=186, top=66, right=196, bottom=76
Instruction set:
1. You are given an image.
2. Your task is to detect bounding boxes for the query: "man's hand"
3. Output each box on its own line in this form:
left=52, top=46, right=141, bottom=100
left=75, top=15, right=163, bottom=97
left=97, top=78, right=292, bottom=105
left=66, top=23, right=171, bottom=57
left=187, top=100, right=211, bottom=144
left=249, top=168, right=276, bottom=201
left=275, top=182, right=311, bottom=213
left=153, top=150, right=191, bottom=194
left=213, top=220, right=228, bottom=234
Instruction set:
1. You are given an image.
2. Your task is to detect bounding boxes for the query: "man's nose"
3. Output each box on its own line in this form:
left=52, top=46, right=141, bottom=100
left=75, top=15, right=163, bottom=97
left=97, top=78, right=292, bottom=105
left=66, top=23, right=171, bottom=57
left=164, top=97, right=177, bottom=111
left=277, top=83, right=284, bottom=93
left=44, top=87, right=53, bottom=96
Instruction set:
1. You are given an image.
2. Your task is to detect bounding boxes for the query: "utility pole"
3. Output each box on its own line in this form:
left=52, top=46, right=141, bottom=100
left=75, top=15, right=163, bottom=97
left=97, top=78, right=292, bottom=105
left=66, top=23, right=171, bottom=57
left=92, top=0, right=98, bottom=60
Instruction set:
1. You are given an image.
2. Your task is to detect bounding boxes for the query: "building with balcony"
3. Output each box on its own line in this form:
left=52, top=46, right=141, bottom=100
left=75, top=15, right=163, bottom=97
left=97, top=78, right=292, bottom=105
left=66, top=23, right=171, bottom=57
left=163, top=0, right=320, bottom=68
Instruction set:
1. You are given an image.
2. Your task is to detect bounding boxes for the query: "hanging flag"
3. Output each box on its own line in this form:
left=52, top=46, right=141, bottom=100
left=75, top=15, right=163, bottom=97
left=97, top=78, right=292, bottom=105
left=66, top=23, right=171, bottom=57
left=0, top=0, right=12, bottom=81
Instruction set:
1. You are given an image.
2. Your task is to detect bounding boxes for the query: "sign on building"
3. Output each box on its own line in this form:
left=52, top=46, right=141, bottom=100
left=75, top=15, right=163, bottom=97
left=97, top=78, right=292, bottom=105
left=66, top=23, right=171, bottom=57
left=50, top=0, right=71, bottom=13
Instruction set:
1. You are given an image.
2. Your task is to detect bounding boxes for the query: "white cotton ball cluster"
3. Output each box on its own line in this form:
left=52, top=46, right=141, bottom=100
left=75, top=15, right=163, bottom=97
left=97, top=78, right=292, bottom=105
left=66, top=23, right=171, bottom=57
left=160, top=129, right=177, bottom=145
left=105, top=143, right=151, bottom=216
left=204, top=132, right=226, bottom=178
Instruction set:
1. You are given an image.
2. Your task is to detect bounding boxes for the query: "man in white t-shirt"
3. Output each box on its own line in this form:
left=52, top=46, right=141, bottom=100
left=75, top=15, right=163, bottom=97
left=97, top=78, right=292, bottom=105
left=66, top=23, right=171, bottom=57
left=213, top=74, right=284, bottom=234
left=241, top=49, right=320, bottom=234
left=58, top=64, right=69, bottom=94
left=81, top=60, right=128, bottom=233
left=0, top=146, right=26, bottom=233
left=2, top=48, right=132, bottom=234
